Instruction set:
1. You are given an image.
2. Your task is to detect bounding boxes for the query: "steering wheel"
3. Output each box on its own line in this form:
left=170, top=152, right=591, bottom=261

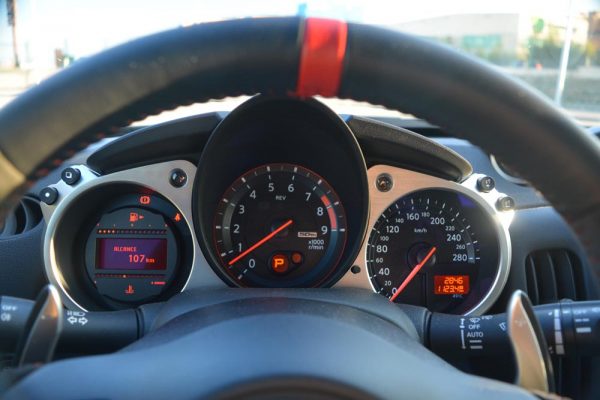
left=0, top=17, right=599, bottom=399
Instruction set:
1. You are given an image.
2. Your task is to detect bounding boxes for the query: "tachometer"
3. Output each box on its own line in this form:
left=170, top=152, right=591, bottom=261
left=213, top=163, right=347, bottom=287
left=366, top=189, right=501, bottom=314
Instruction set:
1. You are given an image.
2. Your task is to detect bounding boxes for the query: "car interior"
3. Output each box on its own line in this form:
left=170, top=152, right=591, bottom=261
left=0, top=9, right=599, bottom=400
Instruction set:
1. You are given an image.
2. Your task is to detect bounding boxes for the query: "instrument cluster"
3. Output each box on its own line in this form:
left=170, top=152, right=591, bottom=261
left=39, top=96, right=514, bottom=315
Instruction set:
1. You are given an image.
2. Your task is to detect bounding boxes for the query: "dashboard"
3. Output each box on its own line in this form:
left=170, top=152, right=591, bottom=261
left=1, top=94, right=596, bottom=396
left=36, top=95, right=529, bottom=314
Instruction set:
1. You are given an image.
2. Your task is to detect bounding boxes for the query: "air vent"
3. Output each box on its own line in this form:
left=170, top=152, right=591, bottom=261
left=525, top=249, right=586, bottom=305
left=0, top=196, right=43, bottom=238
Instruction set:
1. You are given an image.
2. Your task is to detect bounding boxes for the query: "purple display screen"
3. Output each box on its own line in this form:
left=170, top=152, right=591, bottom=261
left=96, top=238, right=167, bottom=270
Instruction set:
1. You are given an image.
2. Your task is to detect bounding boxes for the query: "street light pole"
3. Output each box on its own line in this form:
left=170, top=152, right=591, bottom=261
left=554, top=0, right=575, bottom=106
left=7, top=0, right=20, bottom=68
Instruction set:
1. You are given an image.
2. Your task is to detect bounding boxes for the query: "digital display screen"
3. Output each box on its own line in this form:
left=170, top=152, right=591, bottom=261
left=434, top=275, right=470, bottom=295
left=96, top=238, right=167, bottom=270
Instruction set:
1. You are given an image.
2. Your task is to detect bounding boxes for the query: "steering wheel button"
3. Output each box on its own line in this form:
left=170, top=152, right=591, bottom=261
left=39, top=187, right=59, bottom=205
left=61, top=167, right=81, bottom=185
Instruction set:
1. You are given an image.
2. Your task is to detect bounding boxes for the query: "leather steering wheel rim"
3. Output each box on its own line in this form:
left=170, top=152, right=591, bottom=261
left=1, top=18, right=599, bottom=276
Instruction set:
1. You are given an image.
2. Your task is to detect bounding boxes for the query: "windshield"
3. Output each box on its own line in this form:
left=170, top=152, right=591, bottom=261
left=1, top=0, right=599, bottom=125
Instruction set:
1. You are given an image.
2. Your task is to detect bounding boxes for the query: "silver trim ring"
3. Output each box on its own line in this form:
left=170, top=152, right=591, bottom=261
left=334, top=165, right=513, bottom=316
left=41, top=160, right=226, bottom=311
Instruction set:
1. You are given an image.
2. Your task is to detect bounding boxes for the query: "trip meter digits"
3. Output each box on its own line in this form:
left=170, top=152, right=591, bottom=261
left=214, top=163, right=347, bottom=287
left=367, top=189, right=500, bottom=314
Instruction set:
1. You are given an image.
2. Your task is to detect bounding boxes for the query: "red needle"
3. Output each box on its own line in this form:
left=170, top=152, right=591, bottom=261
left=389, top=246, right=437, bottom=303
left=227, top=219, right=293, bottom=266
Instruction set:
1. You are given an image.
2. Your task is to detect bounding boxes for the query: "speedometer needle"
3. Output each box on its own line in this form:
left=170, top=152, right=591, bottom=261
left=389, top=246, right=437, bottom=303
left=228, top=219, right=294, bottom=266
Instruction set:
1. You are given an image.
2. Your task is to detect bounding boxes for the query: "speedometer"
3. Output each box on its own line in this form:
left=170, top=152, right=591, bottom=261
left=213, top=163, right=347, bottom=287
left=366, top=189, right=502, bottom=314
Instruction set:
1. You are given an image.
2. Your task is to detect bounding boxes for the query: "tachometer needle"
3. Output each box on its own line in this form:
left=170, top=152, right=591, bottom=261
left=228, top=219, right=293, bottom=266
left=389, top=246, right=437, bottom=303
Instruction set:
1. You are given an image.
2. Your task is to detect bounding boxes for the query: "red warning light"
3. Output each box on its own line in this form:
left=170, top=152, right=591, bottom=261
left=139, top=195, right=151, bottom=205
left=129, top=212, right=139, bottom=223
left=124, top=284, right=135, bottom=295
left=174, top=213, right=182, bottom=222
left=291, top=252, right=303, bottom=265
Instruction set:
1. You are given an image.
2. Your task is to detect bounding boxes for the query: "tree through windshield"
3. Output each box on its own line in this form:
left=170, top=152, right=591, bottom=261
left=1, top=0, right=599, bottom=125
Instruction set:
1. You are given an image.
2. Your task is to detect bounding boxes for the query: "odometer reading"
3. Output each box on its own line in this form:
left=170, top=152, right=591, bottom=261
left=434, top=275, right=470, bottom=295
left=366, top=189, right=500, bottom=314
left=214, top=163, right=347, bottom=287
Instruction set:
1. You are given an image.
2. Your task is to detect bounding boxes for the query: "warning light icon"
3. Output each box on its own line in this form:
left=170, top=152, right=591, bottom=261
left=129, top=212, right=139, bottom=223
left=271, top=254, right=289, bottom=274
left=124, top=284, right=135, bottom=295
left=174, top=213, right=182, bottom=222
left=139, top=195, right=151, bottom=205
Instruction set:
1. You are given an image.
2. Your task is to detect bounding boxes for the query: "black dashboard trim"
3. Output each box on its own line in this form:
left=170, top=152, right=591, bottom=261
left=86, top=109, right=472, bottom=182
left=86, top=113, right=223, bottom=174
left=347, top=115, right=472, bottom=181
